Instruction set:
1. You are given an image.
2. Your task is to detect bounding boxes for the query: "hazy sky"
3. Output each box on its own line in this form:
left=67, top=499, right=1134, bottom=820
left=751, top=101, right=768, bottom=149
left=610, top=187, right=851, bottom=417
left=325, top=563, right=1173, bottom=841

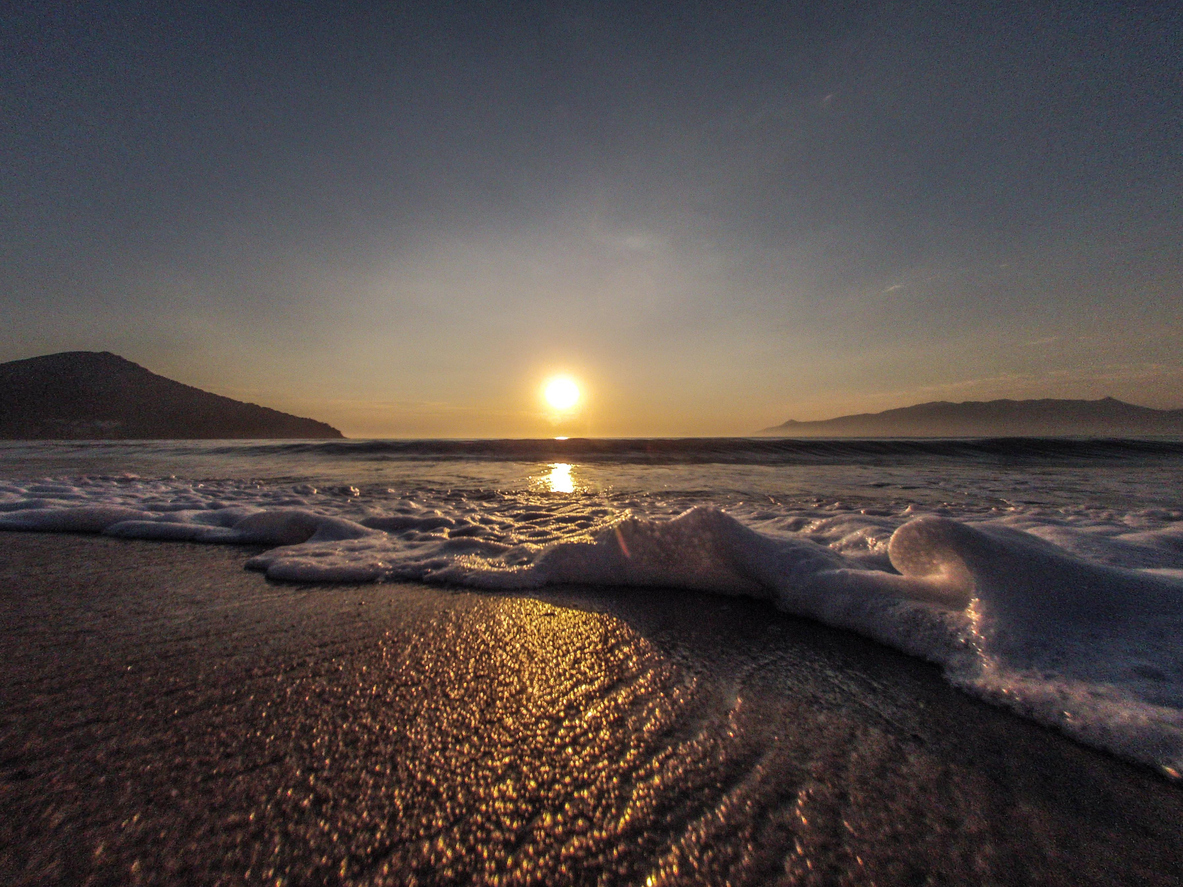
left=3, top=1, right=1180, bottom=436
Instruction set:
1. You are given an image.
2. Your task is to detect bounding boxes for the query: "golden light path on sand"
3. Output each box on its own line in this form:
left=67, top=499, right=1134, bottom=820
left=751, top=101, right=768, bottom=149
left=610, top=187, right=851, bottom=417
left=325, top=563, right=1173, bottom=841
left=6, top=534, right=1180, bottom=885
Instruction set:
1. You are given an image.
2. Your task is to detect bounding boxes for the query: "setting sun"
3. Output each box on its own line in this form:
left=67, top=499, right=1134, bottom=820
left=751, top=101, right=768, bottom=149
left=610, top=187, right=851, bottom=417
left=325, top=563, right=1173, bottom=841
left=543, top=376, right=581, bottom=411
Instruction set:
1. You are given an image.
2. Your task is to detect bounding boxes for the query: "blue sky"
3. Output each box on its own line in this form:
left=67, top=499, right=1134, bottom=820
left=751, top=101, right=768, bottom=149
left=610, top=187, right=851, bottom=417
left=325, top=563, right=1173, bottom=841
left=3, top=2, right=1180, bottom=435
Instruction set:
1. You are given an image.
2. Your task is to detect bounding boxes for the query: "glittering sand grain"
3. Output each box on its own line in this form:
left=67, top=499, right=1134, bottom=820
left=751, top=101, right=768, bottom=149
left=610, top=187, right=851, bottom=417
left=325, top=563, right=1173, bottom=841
left=1, top=533, right=1180, bottom=886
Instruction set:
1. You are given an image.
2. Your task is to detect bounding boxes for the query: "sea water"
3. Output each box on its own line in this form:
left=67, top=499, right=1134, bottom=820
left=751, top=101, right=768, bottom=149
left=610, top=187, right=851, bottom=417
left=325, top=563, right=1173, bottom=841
left=1, top=438, right=1181, bottom=777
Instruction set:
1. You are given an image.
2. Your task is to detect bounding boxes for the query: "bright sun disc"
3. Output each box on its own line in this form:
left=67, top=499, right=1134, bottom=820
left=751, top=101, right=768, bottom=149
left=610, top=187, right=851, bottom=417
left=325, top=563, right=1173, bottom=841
left=544, top=376, right=580, bottom=411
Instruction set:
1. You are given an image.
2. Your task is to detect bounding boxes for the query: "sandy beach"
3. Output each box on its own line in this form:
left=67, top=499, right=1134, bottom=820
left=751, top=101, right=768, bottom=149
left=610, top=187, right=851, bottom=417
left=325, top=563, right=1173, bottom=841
left=1, top=533, right=1181, bottom=886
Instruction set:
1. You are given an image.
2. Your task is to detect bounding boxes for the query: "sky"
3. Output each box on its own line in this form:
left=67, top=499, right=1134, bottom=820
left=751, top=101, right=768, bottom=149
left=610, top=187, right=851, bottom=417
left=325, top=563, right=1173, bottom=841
left=2, top=1, right=1180, bottom=437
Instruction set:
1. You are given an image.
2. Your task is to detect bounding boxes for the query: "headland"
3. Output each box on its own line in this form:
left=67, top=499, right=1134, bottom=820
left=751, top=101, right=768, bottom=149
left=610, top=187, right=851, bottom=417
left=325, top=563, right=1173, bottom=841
left=0, top=351, right=343, bottom=439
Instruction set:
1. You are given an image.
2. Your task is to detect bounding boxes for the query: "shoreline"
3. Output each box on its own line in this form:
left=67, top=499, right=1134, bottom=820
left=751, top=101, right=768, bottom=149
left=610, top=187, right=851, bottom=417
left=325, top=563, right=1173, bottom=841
left=2, top=533, right=1181, bottom=885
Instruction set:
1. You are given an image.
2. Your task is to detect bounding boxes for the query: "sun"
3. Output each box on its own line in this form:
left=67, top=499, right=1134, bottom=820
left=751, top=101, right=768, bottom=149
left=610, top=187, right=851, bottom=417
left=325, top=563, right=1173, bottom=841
left=543, top=376, right=581, bottom=411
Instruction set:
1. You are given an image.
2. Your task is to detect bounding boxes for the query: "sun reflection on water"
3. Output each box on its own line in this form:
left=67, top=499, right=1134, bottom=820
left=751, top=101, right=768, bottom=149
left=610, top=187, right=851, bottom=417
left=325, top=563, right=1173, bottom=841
left=547, top=463, right=575, bottom=494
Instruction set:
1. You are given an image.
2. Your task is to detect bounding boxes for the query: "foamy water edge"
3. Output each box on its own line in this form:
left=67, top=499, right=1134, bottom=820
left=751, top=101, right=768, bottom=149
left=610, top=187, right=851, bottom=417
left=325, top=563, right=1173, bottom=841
left=2, top=475, right=1182, bottom=778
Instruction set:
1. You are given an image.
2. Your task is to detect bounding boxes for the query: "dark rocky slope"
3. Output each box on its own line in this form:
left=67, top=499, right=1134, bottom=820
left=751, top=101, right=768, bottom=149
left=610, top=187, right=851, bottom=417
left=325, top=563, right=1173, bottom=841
left=0, top=351, right=343, bottom=439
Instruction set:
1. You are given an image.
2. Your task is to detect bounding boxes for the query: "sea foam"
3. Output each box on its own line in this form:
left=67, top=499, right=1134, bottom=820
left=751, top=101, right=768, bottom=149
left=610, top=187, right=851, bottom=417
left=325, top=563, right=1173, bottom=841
left=1, top=474, right=1181, bottom=776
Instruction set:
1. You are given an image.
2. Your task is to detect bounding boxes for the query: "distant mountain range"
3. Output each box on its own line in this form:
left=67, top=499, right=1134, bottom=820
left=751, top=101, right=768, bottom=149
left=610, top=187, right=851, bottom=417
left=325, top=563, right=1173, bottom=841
left=760, top=397, right=1183, bottom=438
left=0, top=351, right=343, bottom=439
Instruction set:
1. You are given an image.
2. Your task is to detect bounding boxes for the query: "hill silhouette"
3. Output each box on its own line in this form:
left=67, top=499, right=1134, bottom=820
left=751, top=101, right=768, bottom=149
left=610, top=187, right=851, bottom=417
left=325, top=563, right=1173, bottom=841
left=0, top=352, right=343, bottom=439
left=761, top=397, right=1183, bottom=438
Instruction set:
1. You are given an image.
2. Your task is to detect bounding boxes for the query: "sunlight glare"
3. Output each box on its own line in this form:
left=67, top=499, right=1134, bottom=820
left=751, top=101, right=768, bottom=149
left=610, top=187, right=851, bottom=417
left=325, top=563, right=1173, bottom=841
left=543, top=376, right=581, bottom=411
left=547, top=463, right=575, bottom=493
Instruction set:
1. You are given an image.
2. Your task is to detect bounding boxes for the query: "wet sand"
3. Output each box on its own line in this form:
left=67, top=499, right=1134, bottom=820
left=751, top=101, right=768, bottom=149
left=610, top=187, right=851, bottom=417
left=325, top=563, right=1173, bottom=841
left=1, top=534, right=1181, bottom=886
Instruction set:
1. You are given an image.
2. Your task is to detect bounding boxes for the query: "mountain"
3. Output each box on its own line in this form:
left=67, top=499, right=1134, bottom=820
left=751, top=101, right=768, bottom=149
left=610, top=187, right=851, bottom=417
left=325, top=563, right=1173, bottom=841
left=0, top=352, right=344, bottom=439
left=760, top=397, right=1183, bottom=438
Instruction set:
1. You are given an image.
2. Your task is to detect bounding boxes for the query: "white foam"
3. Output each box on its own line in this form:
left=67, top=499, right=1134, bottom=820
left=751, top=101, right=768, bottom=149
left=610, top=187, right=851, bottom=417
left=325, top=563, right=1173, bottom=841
left=0, top=505, right=154, bottom=533
left=0, top=475, right=1181, bottom=775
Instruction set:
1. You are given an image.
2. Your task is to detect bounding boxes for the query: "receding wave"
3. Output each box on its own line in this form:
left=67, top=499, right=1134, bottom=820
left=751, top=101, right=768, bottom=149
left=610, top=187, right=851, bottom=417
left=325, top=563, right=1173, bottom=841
left=1, top=473, right=1182, bottom=777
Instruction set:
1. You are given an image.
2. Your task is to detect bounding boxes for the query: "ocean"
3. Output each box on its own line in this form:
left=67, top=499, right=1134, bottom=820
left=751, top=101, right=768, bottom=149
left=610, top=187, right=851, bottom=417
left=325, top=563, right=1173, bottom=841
left=2, top=437, right=1182, bottom=778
